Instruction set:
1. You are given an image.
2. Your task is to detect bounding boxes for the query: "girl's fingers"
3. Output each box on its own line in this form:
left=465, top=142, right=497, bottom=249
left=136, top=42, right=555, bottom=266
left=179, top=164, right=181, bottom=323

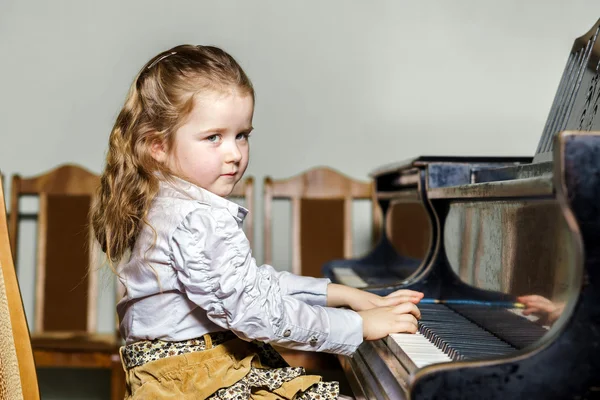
left=518, top=294, right=545, bottom=302
left=386, top=290, right=424, bottom=299
left=518, top=295, right=559, bottom=315
left=393, top=314, right=419, bottom=333
left=391, top=302, right=421, bottom=319
left=518, top=295, right=552, bottom=306
left=381, top=295, right=421, bottom=306
left=529, top=302, right=553, bottom=312
left=394, top=323, right=418, bottom=334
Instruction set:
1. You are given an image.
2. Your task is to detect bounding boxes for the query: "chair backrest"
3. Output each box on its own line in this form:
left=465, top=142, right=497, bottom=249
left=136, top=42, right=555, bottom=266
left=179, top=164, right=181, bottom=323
left=0, top=175, right=40, bottom=400
left=8, top=164, right=101, bottom=334
left=229, top=176, right=255, bottom=245
left=264, top=167, right=380, bottom=277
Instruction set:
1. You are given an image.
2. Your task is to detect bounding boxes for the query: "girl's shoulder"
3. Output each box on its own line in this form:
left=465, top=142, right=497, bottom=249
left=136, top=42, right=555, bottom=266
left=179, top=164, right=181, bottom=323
left=149, top=195, right=211, bottom=229
left=148, top=179, right=247, bottom=237
left=151, top=194, right=237, bottom=234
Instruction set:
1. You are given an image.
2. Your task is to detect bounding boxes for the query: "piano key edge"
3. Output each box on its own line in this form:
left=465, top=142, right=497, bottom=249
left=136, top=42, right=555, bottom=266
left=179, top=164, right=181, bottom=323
left=338, top=340, right=410, bottom=400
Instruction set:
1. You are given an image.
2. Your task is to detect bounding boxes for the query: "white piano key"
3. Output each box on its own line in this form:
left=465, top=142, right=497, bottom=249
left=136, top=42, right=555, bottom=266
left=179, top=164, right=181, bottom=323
left=332, top=267, right=368, bottom=288
left=387, top=332, right=452, bottom=368
left=508, top=307, right=540, bottom=322
left=508, top=307, right=552, bottom=330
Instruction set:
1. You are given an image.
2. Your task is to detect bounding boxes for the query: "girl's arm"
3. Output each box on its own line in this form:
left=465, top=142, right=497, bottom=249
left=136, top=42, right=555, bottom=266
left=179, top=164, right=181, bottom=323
left=170, top=207, right=421, bottom=355
left=266, top=269, right=330, bottom=307
left=171, top=207, right=364, bottom=355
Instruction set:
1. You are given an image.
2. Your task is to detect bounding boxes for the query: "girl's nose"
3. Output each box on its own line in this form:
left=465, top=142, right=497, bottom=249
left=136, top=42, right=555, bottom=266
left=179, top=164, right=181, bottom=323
left=224, top=142, right=242, bottom=163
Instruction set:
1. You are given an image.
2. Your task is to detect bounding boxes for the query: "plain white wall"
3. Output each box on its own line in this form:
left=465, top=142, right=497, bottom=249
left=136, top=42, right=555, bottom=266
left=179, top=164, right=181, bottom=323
left=2, top=1, right=600, bottom=398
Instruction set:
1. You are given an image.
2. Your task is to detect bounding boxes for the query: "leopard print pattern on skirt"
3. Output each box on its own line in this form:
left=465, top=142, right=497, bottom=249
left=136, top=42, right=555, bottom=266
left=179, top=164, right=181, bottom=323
left=211, top=340, right=339, bottom=399
left=121, top=331, right=236, bottom=369
left=207, top=366, right=339, bottom=400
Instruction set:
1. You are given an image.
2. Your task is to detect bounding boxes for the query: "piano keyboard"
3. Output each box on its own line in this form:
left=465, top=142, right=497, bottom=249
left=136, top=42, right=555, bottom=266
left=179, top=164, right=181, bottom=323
left=341, top=303, right=556, bottom=399
left=384, top=304, right=541, bottom=370
left=330, top=272, right=551, bottom=368
left=387, top=332, right=452, bottom=368
left=332, top=267, right=368, bottom=288
left=449, top=304, right=548, bottom=349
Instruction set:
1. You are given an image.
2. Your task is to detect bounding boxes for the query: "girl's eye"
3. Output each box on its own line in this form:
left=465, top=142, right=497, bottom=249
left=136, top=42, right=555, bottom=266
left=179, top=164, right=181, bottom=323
left=236, top=132, right=250, bottom=141
left=206, top=135, right=220, bottom=143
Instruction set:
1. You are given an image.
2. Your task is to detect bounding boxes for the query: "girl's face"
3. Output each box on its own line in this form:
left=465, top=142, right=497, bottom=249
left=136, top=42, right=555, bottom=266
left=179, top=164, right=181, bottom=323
left=155, top=90, right=254, bottom=197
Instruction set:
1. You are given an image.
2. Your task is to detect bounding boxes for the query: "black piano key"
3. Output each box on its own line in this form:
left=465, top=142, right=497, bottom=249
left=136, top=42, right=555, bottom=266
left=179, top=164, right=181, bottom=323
left=414, top=304, right=517, bottom=361
left=447, top=305, right=549, bottom=349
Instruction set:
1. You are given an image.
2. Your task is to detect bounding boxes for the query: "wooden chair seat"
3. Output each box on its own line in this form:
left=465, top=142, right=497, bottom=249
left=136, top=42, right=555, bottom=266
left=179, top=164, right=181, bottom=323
left=31, top=332, right=120, bottom=352
left=33, top=350, right=120, bottom=370
left=31, top=331, right=123, bottom=384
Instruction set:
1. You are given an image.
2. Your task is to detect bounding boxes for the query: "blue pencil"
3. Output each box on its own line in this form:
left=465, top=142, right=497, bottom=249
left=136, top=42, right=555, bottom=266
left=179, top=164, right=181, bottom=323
left=419, top=298, right=525, bottom=309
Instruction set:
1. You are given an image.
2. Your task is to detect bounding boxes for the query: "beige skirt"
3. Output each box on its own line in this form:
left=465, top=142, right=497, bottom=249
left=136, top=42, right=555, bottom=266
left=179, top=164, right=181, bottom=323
left=119, top=332, right=340, bottom=400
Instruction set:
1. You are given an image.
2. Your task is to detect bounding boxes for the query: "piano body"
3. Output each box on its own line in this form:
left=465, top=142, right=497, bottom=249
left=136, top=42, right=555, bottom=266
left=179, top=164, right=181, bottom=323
left=323, top=156, right=532, bottom=289
left=330, top=19, right=600, bottom=399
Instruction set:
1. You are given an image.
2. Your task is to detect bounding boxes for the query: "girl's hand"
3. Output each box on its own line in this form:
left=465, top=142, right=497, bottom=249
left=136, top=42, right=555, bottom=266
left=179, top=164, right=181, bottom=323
left=359, top=303, right=421, bottom=340
left=348, top=289, right=423, bottom=312
left=517, top=295, right=565, bottom=325
left=327, top=283, right=423, bottom=312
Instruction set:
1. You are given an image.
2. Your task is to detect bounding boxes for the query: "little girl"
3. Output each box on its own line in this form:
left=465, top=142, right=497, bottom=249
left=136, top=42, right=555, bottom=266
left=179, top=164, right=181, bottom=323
left=92, top=44, right=423, bottom=400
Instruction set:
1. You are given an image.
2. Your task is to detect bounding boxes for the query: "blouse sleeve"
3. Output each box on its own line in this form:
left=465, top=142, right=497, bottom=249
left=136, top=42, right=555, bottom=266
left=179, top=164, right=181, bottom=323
left=169, top=207, right=363, bottom=356
left=265, top=268, right=331, bottom=307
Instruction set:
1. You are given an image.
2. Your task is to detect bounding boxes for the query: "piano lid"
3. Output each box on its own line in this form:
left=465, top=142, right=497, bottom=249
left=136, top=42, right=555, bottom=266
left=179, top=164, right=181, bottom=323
left=368, top=156, right=531, bottom=179
left=535, top=18, right=600, bottom=162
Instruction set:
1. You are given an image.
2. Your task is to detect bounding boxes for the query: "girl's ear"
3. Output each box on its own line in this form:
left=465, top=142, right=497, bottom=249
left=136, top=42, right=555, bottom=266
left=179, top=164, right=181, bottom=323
left=150, top=138, right=169, bottom=163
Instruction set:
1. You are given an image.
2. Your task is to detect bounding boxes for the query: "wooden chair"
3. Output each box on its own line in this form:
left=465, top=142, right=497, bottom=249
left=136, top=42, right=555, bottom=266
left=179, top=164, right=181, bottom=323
left=8, top=164, right=124, bottom=400
left=229, top=176, right=255, bottom=245
left=264, top=166, right=380, bottom=277
left=0, top=174, right=40, bottom=399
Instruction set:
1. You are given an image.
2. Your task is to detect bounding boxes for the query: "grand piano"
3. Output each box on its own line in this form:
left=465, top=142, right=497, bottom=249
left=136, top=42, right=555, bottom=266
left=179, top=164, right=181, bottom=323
left=326, top=19, right=600, bottom=399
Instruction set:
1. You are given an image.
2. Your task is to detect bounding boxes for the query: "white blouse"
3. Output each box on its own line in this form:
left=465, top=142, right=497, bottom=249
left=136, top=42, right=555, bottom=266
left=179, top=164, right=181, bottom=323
left=117, top=177, right=363, bottom=356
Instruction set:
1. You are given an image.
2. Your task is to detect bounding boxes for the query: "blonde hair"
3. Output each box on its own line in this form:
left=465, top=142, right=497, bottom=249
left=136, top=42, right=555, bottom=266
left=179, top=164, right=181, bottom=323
left=91, top=45, right=254, bottom=264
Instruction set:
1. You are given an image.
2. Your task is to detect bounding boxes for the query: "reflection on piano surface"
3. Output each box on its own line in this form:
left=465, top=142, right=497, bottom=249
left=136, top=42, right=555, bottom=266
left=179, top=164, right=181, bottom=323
left=326, top=19, right=600, bottom=399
